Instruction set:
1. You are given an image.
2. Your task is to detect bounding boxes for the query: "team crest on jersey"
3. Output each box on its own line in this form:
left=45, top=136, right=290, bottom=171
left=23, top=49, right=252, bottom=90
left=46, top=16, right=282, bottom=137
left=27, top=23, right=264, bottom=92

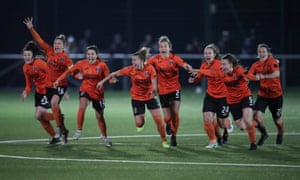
left=144, top=71, right=149, bottom=76
left=169, top=60, right=174, bottom=65
left=60, top=57, right=65, bottom=62
left=96, top=66, right=100, bottom=73
left=33, top=66, right=38, bottom=72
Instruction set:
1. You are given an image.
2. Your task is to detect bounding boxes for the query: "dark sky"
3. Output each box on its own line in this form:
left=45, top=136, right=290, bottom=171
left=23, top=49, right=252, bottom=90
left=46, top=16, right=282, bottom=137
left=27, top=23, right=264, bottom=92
left=1, top=0, right=299, bottom=54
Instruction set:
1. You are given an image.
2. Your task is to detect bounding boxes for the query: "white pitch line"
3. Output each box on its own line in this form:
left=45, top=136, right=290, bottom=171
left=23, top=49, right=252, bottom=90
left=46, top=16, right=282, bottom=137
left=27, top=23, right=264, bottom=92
left=0, top=154, right=299, bottom=168
left=0, top=132, right=299, bottom=144
left=1, top=133, right=300, bottom=168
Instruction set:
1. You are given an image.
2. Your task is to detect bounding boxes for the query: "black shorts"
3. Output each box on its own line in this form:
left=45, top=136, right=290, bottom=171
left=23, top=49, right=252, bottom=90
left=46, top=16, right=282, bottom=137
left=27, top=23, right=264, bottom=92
left=35, top=93, right=51, bottom=109
left=203, top=93, right=229, bottom=119
left=229, top=96, right=254, bottom=121
left=131, top=96, right=160, bottom=116
left=254, top=95, right=283, bottom=119
left=79, top=91, right=105, bottom=112
left=159, top=90, right=181, bottom=108
left=46, top=86, right=67, bottom=103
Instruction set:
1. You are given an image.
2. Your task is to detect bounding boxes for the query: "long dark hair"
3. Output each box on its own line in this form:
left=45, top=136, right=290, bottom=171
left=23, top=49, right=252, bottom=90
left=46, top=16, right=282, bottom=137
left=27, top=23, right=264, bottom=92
left=222, top=53, right=240, bottom=68
left=22, top=41, right=45, bottom=58
left=86, top=45, right=100, bottom=60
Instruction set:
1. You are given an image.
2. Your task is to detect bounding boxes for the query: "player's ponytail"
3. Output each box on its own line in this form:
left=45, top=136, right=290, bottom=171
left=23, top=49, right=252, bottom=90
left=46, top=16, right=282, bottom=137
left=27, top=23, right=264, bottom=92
left=133, top=47, right=150, bottom=62
left=55, top=34, right=67, bottom=45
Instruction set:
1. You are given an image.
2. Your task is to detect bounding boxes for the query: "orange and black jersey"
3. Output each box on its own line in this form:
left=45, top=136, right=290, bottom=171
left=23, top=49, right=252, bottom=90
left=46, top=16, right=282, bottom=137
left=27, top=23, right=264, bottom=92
left=222, top=66, right=252, bottom=104
left=195, top=59, right=227, bottom=98
left=22, top=59, right=48, bottom=95
left=247, top=56, right=282, bottom=98
left=29, top=27, right=73, bottom=88
left=58, top=59, right=110, bottom=100
left=119, top=64, right=156, bottom=101
left=147, top=53, right=186, bottom=95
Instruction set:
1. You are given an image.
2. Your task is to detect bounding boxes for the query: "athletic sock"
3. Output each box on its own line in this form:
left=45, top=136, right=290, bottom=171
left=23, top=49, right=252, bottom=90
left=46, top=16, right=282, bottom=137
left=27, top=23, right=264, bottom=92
left=275, top=120, right=284, bottom=135
left=246, top=124, right=256, bottom=144
left=171, top=113, right=180, bottom=135
left=77, top=109, right=85, bottom=130
left=39, top=119, right=55, bottom=137
left=213, top=119, right=222, bottom=139
left=52, top=105, right=67, bottom=132
left=153, top=115, right=167, bottom=142
left=52, top=106, right=62, bottom=127
left=204, top=121, right=216, bottom=142
left=253, top=119, right=267, bottom=134
left=97, top=118, right=107, bottom=137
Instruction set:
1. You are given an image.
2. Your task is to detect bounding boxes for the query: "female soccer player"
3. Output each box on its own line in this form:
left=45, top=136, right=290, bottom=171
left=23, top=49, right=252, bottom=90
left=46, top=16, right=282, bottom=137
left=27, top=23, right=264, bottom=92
left=147, top=36, right=192, bottom=146
left=21, top=41, right=59, bottom=144
left=97, top=47, right=169, bottom=148
left=188, top=44, right=233, bottom=148
left=221, top=53, right=257, bottom=150
left=23, top=17, right=73, bottom=144
left=247, top=43, right=284, bottom=144
left=54, top=45, right=112, bottom=147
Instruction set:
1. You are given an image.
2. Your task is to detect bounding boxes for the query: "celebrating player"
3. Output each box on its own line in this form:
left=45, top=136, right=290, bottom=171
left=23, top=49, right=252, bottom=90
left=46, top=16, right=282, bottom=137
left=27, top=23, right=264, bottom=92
left=97, top=47, right=170, bottom=148
left=21, top=41, right=59, bottom=144
left=189, top=44, right=233, bottom=148
left=54, top=45, right=112, bottom=147
left=23, top=17, right=73, bottom=144
left=247, top=43, right=284, bottom=144
left=147, top=35, right=192, bottom=146
left=221, top=53, right=257, bottom=150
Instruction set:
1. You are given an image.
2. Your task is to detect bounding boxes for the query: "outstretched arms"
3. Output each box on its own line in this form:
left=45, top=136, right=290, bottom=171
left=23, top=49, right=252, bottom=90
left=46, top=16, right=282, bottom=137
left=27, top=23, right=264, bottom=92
left=96, top=71, right=120, bottom=89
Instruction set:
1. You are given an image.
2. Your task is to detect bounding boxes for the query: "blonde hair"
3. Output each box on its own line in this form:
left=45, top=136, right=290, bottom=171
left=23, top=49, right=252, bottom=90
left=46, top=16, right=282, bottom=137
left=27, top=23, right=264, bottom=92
left=205, top=43, right=221, bottom=59
left=158, top=35, right=172, bottom=50
left=55, top=34, right=66, bottom=45
left=133, top=47, right=150, bottom=62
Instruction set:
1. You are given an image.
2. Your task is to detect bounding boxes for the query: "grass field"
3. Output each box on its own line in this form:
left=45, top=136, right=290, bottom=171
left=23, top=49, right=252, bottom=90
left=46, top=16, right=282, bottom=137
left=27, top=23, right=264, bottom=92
left=0, top=87, right=300, bottom=180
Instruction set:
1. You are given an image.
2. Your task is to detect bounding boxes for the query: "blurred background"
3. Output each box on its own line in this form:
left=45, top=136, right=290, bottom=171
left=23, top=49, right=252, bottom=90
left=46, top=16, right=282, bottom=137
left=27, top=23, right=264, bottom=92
left=1, top=0, right=299, bottom=91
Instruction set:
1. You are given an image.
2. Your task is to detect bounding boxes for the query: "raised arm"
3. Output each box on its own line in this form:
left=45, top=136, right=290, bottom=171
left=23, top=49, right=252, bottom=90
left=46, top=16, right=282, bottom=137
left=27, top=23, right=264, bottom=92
left=23, top=17, right=50, bottom=50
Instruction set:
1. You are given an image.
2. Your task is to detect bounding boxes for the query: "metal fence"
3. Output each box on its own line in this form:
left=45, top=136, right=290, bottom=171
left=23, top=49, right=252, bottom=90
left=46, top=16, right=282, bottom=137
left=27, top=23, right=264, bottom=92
left=1, top=53, right=299, bottom=91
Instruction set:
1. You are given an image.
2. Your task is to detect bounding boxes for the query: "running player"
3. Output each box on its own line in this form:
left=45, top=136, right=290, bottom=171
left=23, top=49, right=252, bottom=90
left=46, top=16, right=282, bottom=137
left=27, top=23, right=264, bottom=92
left=147, top=36, right=192, bottom=146
left=23, top=17, right=73, bottom=144
left=54, top=45, right=112, bottom=147
left=247, top=43, right=284, bottom=144
left=220, top=53, right=257, bottom=150
left=188, top=44, right=233, bottom=148
left=97, top=47, right=170, bottom=148
left=21, top=41, right=59, bottom=144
